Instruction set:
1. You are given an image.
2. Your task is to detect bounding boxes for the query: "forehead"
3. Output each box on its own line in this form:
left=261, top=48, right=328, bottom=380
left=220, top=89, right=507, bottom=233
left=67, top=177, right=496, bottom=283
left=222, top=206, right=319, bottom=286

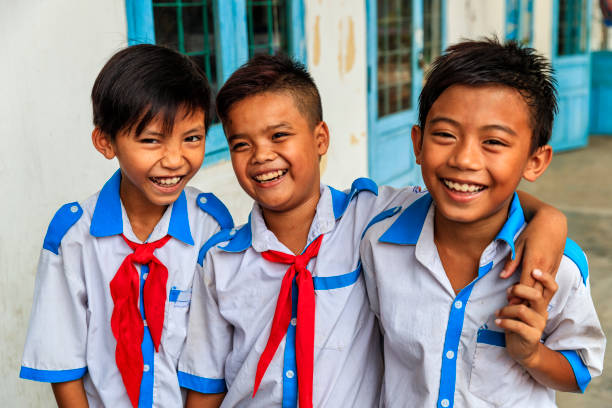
left=224, top=91, right=308, bottom=131
left=427, top=84, right=532, bottom=131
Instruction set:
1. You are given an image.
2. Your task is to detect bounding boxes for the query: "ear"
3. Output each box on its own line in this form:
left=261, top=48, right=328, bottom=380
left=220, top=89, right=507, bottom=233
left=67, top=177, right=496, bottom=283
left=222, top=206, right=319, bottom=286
left=522, top=145, right=552, bottom=182
left=92, top=128, right=116, bottom=160
left=314, top=121, right=330, bottom=156
left=411, top=125, right=423, bottom=165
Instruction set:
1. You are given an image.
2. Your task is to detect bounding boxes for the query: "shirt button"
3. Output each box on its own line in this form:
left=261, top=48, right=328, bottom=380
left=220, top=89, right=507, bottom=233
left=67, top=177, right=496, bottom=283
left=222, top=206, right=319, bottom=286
left=143, top=364, right=150, bottom=372
left=440, top=399, right=450, bottom=407
left=142, top=272, right=148, bottom=280
left=446, top=350, right=455, bottom=359
left=229, top=228, right=237, bottom=236
left=70, top=205, right=79, bottom=213
left=286, top=370, right=295, bottom=379
left=143, top=320, right=148, bottom=326
left=290, top=318, right=297, bottom=326
left=199, top=196, right=207, bottom=204
left=454, top=300, right=463, bottom=309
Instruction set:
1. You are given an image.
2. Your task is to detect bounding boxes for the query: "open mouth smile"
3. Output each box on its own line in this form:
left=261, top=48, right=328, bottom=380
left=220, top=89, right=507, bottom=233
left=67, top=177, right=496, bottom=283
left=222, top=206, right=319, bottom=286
left=442, top=178, right=486, bottom=193
left=253, top=169, right=288, bottom=184
left=150, top=176, right=183, bottom=187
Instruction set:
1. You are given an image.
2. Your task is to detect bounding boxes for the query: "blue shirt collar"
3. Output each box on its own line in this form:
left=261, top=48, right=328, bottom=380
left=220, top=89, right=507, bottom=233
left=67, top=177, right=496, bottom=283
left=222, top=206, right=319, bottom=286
left=379, top=192, right=525, bottom=258
left=90, top=169, right=194, bottom=245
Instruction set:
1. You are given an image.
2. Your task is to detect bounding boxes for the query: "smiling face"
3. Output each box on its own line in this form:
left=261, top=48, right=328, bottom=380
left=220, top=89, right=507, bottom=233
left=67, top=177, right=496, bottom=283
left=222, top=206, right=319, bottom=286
left=224, top=91, right=329, bottom=214
left=94, top=107, right=206, bottom=213
left=412, top=84, right=551, bottom=228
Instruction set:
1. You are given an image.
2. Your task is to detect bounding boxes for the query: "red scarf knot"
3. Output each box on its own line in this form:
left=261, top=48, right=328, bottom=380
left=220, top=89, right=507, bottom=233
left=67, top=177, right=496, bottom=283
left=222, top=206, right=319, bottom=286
left=110, top=234, right=171, bottom=408
left=253, top=234, right=324, bottom=408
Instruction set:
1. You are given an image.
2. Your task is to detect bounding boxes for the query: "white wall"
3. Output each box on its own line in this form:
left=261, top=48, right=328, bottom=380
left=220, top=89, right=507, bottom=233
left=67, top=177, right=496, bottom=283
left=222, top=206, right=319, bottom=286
left=0, top=1, right=127, bottom=405
left=446, top=0, right=505, bottom=46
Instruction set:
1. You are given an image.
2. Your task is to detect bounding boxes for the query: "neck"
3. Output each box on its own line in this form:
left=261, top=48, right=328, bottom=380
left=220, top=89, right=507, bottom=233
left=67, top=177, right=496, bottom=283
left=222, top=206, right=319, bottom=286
left=261, top=189, right=321, bottom=255
left=120, top=183, right=167, bottom=242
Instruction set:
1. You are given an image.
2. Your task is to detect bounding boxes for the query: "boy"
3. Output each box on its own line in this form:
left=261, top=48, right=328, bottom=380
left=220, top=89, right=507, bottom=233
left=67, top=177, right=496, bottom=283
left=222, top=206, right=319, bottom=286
left=178, top=54, right=569, bottom=408
left=20, top=45, right=233, bottom=407
left=360, top=39, right=605, bottom=407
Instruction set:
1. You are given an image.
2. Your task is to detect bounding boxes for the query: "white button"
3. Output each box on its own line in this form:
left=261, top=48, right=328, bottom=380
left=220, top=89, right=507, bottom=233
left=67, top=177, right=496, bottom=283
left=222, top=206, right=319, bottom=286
left=229, top=229, right=237, bottom=236
left=143, top=364, right=150, bottom=372
left=441, top=399, right=450, bottom=407
left=142, top=273, right=148, bottom=280
left=143, top=319, right=148, bottom=326
left=291, top=318, right=297, bottom=326
left=70, top=205, right=78, bottom=213
left=286, top=370, right=295, bottom=379
left=199, top=196, right=207, bottom=204
left=446, top=350, right=455, bottom=359
left=454, top=300, right=463, bottom=309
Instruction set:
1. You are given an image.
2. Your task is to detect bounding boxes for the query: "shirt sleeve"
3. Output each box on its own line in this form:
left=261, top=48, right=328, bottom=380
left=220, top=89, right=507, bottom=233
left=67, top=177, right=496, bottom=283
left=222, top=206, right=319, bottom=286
left=178, top=252, right=231, bottom=394
left=359, top=229, right=381, bottom=319
left=542, top=256, right=606, bottom=392
left=20, top=244, right=88, bottom=382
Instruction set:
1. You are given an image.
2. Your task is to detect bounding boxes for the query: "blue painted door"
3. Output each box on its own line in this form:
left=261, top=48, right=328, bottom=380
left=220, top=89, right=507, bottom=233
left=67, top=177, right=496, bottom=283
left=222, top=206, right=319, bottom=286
left=551, top=0, right=592, bottom=151
left=366, top=1, right=420, bottom=187
left=505, top=0, right=534, bottom=45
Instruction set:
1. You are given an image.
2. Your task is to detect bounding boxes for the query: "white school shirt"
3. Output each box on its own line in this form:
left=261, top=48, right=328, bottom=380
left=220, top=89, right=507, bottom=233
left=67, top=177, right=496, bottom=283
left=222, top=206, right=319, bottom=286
left=20, top=170, right=233, bottom=408
left=360, top=191, right=605, bottom=408
left=178, top=179, right=415, bottom=408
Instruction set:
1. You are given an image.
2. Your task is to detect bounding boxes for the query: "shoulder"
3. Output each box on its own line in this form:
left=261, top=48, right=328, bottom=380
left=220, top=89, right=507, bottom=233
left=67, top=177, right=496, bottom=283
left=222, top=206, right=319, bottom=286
left=197, top=220, right=249, bottom=266
left=553, top=238, right=590, bottom=294
left=185, top=186, right=234, bottom=230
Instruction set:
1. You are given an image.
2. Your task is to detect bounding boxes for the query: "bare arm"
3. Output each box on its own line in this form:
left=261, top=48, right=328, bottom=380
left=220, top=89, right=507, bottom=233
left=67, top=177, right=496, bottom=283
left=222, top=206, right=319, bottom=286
left=185, top=390, right=226, bottom=408
left=501, top=191, right=567, bottom=291
left=496, top=270, right=578, bottom=391
left=51, top=379, right=89, bottom=408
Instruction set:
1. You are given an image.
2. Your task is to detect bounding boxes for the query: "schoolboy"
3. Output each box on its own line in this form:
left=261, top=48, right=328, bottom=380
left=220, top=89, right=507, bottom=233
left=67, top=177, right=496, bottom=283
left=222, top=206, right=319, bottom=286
left=360, top=39, right=605, bottom=407
left=178, top=54, right=569, bottom=408
left=20, top=44, right=233, bottom=407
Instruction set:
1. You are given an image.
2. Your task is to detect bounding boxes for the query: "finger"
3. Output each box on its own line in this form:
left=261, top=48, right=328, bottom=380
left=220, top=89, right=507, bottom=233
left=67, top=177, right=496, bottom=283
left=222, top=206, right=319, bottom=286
left=508, top=283, right=547, bottom=314
left=531, top=269, right=559, bottom=303
left=500, top=242, right=524, bottom=279
left=494, top=317, right=541, bottom=342
left=496, top=304, right=546, bottom=330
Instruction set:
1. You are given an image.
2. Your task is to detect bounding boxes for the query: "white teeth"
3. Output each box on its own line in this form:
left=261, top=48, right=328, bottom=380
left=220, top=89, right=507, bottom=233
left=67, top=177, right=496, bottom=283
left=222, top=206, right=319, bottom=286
left=254, top=170, right=286, bottom=182
left=153, top=176, right=181, bottom=186
left=443, top=179, right=484, bottom=193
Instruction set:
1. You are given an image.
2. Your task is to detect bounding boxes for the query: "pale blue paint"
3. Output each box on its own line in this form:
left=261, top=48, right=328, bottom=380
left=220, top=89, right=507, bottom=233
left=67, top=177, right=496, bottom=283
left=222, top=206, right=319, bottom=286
left=125, top=0, right=155, bottom=45
left=551, top=0, right=592, bottom=151
left=590, top=51, right=612, bottom=134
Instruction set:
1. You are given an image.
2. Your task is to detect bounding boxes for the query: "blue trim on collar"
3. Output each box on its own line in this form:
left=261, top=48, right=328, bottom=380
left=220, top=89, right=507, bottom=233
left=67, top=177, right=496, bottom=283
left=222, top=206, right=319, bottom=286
left=563, top=238, right=589, bottom=285
left=329, top=178, right=378, bottom=220
left=168, top=190, right=194, bottom=245
left=379, top=194, right=432, bottom=245
left=198, top=228, right=235, bottom=265
left=90, top=170, right=123, bottom=237
left=196, top=192, right=234, bottom=230
left=219, top=216, right=252, bottom=253
left=361, top=206, right=402, bottom=239
left=494, top=192, right=525, bottom=260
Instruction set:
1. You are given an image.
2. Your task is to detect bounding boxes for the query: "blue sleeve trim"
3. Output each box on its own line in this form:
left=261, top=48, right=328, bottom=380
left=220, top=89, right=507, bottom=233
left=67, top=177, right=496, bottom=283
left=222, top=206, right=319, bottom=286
left=178, top=371, right=227, bottom=393
left=196, top=193, right=234, bottom=230
left=198, top=228, right=234, bottom=266
left=42, top=202, right=83, bottom=255
left=361, top=206, right=402, bottom=239
left=476, top=328, right=506, bottom=347
left=329, top=178, right=378, bottom=220
left=312, top=264, right=362, bottom=290
left=563, top=238, right=589, bottom=285
left=19, top=366, right=87, bottom=383
left=560, top=350, right=592, bottom=393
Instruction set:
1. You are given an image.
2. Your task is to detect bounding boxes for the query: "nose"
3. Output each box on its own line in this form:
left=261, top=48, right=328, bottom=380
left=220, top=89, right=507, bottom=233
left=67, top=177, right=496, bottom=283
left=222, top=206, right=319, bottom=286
left=160, top=142, right=185, bottom=169
left=252, top=143, right=277, bottom=164
left=448, top=138, right=482, bottom=171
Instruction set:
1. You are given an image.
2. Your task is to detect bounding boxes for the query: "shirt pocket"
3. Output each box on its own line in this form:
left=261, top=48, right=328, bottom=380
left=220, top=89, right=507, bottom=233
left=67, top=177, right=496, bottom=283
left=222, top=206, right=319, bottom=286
left=164, top=286, right=192, bottom=361
left=469, top=328, right=532, bottom=407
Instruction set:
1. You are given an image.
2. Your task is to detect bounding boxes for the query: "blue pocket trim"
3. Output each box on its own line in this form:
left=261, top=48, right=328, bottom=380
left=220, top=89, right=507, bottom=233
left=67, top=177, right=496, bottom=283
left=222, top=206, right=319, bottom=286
left=178, top=371, right=227, bottom=393
left=560, top=350, right=591, bottom=393
left=312, top=264, right=361, bottom=290
left=476, top=329, right=506, bottom=347
left=19, top=366, right=87, bottom=383
left=169, top=287, right=180, bottom=302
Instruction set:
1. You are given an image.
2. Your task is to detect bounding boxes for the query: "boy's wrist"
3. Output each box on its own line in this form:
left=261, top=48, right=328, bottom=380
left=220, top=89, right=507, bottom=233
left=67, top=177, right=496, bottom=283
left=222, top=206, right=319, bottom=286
left=517, top=343, right=544, bottom=370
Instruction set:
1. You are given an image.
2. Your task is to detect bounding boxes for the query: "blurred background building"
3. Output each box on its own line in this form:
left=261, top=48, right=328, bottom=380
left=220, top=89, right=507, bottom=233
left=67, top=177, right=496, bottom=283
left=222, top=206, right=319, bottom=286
left=1, top=0, right=610, bottom=406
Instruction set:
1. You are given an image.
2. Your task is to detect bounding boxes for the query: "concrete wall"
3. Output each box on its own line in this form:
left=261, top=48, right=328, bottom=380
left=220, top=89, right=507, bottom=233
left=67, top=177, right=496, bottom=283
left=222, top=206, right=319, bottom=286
left=446, top=0, right=505, bottom=46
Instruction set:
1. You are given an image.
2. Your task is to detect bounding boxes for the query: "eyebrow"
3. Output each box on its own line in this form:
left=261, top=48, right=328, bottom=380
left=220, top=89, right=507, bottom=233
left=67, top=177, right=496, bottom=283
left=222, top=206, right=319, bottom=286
left=227, top=122, right=293, bottom=142
left=428, top=116, right=517, bottom=136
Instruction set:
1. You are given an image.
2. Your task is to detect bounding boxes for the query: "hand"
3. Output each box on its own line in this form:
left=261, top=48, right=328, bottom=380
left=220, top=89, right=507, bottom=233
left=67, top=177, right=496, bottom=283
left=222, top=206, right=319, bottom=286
left=495, top=269, right=558, bottom=368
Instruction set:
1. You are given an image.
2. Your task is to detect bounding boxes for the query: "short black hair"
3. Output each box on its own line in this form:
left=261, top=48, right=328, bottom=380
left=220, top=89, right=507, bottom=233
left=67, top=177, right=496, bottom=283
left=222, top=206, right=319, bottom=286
left=418, top=38, right=558, bottom=150
left=216, top=54, right=322, bottom=129
left=92, top=44, right=213, bottom=139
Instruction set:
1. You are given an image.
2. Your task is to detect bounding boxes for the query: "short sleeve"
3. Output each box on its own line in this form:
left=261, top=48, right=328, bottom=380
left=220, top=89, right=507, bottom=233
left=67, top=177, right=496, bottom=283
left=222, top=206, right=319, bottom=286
left=360, top=233, right=381, bottom=318
left=20, top=245, right=88, bottom=382
left=178, top=254, right=231, bottom=394
left=543, top=256, right=606, bottom=391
